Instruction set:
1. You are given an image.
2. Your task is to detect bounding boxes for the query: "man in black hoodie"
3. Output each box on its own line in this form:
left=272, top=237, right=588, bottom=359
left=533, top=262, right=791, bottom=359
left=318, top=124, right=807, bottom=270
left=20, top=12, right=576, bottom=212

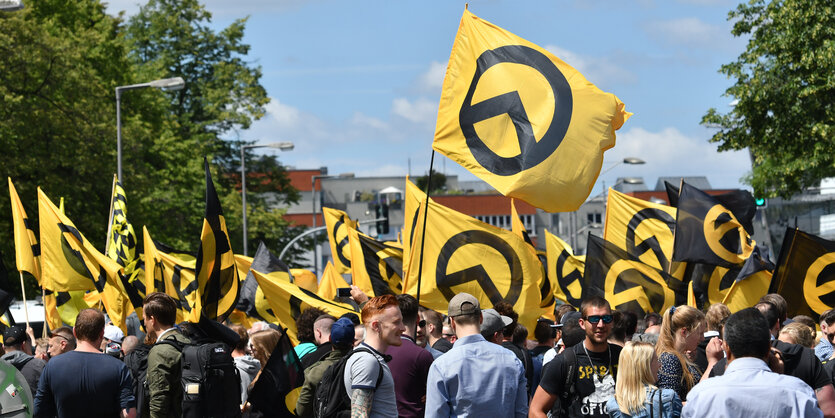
left=1, top=325, right=45, bottom=396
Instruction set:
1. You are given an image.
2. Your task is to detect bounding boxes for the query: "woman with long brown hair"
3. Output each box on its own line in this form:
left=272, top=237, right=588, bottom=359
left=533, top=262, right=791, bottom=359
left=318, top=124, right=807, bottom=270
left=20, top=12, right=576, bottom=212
left=655, top=305, right=723, bottom=402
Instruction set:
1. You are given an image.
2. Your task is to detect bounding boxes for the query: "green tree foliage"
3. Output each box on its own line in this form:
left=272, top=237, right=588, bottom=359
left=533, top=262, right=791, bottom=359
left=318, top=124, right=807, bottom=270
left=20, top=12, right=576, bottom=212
left=416, top=169, right=448, bottom=194
left=702, top=0, right=835, bottom=197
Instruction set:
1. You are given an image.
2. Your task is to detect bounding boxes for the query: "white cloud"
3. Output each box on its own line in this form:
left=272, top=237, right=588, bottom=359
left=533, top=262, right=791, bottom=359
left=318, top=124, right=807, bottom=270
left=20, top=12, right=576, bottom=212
left=418, top=61, right=448, bottom=93
left=350, top=112, right=389, bottom=131
left=355, top=164, right=408, bottom=178
left=645, top=18, right=727, bottom=49
left=544, top=45, right=638, bottom=86
left=391, top=97, right=438, bottom=125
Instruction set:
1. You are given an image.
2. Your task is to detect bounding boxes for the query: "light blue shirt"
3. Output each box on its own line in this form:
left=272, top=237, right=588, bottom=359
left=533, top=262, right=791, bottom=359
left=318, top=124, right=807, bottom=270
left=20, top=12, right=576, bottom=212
left=682, top=357, right=822, bottom=418
left=815, top=338, right=833, bottom=361
left=606, top=387, right=681, bottom=418
left=425, top=333, right=528, bottom=418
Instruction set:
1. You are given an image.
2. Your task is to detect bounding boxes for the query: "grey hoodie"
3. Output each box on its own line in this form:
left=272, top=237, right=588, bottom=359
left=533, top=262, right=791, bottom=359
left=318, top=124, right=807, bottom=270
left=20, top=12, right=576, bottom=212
left=234, top=355, right=261, bottom=404
left=2, top=350, right=45, bottom=396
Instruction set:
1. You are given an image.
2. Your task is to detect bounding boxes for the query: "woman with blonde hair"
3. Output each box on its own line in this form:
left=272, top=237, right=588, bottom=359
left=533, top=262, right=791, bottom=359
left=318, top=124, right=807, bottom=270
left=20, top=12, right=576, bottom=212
left=655, top=305, right=723, bottom=402
left=249, top=328, right=281, bottom=368
left=606, top=342, right=681, bottom=417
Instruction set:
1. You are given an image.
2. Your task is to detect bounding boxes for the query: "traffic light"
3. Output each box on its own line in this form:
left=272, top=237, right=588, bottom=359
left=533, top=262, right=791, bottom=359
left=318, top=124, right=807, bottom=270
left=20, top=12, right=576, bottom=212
left=375, top=203, right=390, bottom=235
left=755, top=197, right=767, bottom=208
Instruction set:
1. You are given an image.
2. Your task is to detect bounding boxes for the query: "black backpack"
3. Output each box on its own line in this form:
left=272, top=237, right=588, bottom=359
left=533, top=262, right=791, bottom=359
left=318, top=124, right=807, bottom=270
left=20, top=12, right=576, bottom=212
left=123, top=343, right=153, bottom=417
left=554, top=347, right=580, bottom=418
left=158, top=339, right=241, bottom=418
left=312, top=348, right=384, bottom=418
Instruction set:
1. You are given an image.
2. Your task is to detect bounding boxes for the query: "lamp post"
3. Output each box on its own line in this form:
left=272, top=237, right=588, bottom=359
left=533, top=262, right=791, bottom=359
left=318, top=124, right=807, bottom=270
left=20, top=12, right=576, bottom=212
left=240, top=141, right=295, bottom=256
left=0, top=0, right=24, bottom=11
left=599, top=157, right=646, bottom=177
left=116, top=77, right=185, bottom=182
left=310, top=174, right=336, bottom=277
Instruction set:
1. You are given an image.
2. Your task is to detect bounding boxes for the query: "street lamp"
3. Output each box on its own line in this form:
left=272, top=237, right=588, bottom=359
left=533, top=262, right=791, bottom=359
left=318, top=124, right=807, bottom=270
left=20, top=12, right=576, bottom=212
left=240, top=141, right=295, bottom=256
left=599, top=157, right=645, bottom=177
left=115, top=77, right=185, bottom=182
left=311, top=174, right=335, bottom=277
left=0, top=0, right=23, bottom=11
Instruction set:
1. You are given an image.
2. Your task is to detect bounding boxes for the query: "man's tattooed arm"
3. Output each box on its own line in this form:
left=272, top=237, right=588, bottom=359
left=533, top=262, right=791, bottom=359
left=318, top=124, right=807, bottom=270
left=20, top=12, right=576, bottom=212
left=350, top=388, right=374, bottom=418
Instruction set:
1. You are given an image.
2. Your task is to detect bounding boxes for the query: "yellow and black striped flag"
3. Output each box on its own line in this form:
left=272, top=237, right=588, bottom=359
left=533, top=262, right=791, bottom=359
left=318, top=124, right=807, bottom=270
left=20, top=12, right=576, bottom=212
left=673, top=182, right=756, bottom=268
left=348, top=227, right=403, bottom=297
left=402, top=178, right=429, bottom=278
left=585, top=235, right=687, bottom=315
left=323, top=207, right=358, bottom=275
left=236, top=242, right=292, bottom=325
left=105, top=175, right=145, bottom=319
left=8, top=178, right=41, bottom=283
left=544, top=231, right=584, bottom=307
left=404, top=198, right=541, bottom=330
left=143, top=227, right=198, bottom=324
left=771, top=228, right=835, bottom=319
left=252, top=269, right=357, bottom=345
left=722, top=246, right=773, bottom=312
left=317, top=261, right=350, bottom=301
left=433, top=10, right=631, bottom=212
left=191, top=159, right=240, bottom=322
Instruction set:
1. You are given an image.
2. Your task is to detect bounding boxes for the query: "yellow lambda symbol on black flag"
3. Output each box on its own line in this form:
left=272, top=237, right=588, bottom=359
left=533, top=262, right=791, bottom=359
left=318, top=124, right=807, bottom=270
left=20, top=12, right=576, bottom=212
left=461, top=45, right=573, bottom=176
left=804, top=252, right=835, bottom=314
left=605, top=260, right=674, bottom=314
left=435, top=230, right=524, bottom=305
left=703, top=204, right=755, bottom=265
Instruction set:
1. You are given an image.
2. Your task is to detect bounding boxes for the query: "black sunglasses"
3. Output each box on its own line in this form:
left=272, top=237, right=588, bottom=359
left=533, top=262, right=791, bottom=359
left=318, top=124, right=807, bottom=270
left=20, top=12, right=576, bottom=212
left=418, top=320, right=426, bottom=328
left=585, top=315, right=614, bottom=324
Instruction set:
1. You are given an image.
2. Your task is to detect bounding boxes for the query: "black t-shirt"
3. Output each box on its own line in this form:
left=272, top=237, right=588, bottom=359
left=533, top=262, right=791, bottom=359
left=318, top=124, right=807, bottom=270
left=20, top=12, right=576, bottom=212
left=34, top=351, right=135, bottom=418
left=539, top=342, right=622, bottom=418
left=432, top=338, right=453, bottom=353
left=711, top=340, right=831, bottom=390
left=532, top=345, right=552, bottom=358
left=823, top=357, right=835, bottom=385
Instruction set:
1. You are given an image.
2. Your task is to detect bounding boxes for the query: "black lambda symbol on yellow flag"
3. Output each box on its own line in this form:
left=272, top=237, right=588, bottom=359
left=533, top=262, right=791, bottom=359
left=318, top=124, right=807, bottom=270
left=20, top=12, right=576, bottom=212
left=605, top=260, right=674, bottom=314
left=804, top=252, right=835, bottom=314
left=626, top=208, right=676, bottom=272
left=556, top=250, right=583, bottom=305
left=333, top=215, right=351, bottom=268
left=435, top=230, right=524, bottom=305
left=460, top=45, right=573, bottom=176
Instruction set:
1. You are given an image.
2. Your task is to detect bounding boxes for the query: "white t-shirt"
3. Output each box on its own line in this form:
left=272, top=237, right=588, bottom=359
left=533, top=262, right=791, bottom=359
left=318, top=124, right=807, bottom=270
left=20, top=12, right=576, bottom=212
left=342, top=343, right=397, bottom=418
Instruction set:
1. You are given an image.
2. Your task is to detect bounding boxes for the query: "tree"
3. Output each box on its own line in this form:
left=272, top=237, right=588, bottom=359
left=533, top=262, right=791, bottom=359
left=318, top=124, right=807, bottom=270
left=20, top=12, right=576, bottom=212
left=416, top=169, right=448, bottom=194
left=702, top=0, right=835, bottom=198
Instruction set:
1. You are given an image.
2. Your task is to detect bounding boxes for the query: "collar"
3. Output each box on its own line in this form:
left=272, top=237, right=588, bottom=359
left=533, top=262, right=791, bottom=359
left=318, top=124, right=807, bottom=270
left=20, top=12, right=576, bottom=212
left=401, top=334, right=416, bottom=344
left=725, top=356, right=770, bottom=373
left=452, top=333, right=486, bottom=347
left=157, top=327, right=178, bottom=342
left=360, top=342, right=392, bottom=362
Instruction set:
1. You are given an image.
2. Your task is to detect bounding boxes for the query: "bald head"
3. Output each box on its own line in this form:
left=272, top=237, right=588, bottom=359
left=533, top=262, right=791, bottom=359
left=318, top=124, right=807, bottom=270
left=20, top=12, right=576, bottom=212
left=314, top=315, right=336, bottom=345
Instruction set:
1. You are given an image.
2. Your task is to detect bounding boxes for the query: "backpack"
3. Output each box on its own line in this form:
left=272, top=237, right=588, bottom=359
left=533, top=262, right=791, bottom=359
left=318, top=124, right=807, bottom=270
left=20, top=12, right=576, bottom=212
left=554, top=347, right=579, bottom=418
left=124, top=343, right=153, bottom=417
left=312, top=348, right=384, bottom=418
left=158, top=339, right=241, bottom=418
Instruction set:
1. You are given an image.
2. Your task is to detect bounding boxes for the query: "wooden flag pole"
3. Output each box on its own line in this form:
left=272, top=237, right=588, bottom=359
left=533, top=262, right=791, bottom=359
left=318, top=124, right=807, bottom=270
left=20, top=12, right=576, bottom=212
left=41, top=288, right=47, bottom=337
left=18, top=271, right=29, bottom=329
left=413, top=150, right=436, bottom=336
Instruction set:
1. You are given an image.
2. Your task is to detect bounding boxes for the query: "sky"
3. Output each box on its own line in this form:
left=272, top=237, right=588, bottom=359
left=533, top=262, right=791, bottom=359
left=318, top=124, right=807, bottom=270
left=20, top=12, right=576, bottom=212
left=105, top=0, right=752, bottom=199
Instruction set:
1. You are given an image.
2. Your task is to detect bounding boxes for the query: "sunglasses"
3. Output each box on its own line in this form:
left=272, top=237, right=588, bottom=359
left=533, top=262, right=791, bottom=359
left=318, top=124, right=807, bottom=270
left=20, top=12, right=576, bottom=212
left=418, top=320, right=426, bottom=328
left=585, top=315, right=614, bottom=324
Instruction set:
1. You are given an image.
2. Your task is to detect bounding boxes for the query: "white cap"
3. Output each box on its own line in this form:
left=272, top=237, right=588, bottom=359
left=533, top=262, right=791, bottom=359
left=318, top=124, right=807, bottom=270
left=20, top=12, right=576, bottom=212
left=104, top=325, right=124, bottom=343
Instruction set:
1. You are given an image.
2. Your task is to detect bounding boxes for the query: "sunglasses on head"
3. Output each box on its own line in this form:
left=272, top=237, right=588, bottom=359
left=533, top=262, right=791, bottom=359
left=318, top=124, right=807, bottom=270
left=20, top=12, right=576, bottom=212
left=585, top=315, right=614, bottom=324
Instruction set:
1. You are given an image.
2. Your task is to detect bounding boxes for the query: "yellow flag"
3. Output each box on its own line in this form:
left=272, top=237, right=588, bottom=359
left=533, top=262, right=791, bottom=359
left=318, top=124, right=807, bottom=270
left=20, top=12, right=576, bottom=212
left=143, top=227, right=198, bottom=324
left=8, top=178, right=41, bottom=283
left=404, top=199, right=541, bottom=330
left=42, top=290, right=62, bottom=331
left=252, top=269, right=358, bottom=345
left=323, top=207, right=358, bottom=275
left=402, top=178, right=429, bottom=278
left=544, top=231, right=585, bottom=306
left=348, top=227, right=403, bottom=297
left=317, top=261, right=350, bottom=301
left=723, top=271, right=772, bottom=312
left=433, top=10, right=631, bottom=212
left=291, top=269, right=318, bottom=293
left=604, top=189, right=688, bottom=279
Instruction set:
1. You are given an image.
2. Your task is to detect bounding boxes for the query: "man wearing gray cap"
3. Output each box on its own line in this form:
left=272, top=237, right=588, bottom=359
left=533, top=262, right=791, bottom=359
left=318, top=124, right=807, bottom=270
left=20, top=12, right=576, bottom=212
left=425, top=293, right=528, bottom=417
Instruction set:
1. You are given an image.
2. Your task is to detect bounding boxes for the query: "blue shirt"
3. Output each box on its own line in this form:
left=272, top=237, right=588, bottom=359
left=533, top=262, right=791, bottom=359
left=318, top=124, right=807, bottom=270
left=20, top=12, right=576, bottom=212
left=605, top=387, right=681, bottom=418
left=682, top=357, right=822, bottom=418
left=816, top=338, right=833, bottom=361
left=425, top=333, right=528, bottom=418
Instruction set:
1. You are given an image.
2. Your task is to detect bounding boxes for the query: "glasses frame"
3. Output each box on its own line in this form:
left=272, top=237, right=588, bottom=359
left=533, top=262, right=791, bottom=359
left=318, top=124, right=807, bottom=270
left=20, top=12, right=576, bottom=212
left=584, top=314, right=614, bottom=325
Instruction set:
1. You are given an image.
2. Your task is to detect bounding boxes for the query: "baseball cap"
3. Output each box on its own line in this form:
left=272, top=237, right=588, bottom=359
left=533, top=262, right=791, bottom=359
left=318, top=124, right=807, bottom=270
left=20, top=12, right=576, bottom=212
left=2, top=325, right=26, bottom=346
left=105, top=342, right=122, bottom=357
left=448, top=293, right=480, bottom=317
left=330, top=317, right=356, bottom=346
left=481, top=309, right=512, bottom=335
left=104, top=325, right=124, bottom=343
left=556, top=311, right=582, bottom=328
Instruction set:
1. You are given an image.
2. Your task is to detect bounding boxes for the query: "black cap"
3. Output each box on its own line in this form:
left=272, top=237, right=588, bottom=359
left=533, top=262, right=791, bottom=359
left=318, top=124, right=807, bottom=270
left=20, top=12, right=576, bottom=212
left=3, top=325, right=26, bottom=346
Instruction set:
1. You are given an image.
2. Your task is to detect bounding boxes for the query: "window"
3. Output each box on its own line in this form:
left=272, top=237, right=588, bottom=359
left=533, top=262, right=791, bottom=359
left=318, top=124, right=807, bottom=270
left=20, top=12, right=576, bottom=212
left=587, top=213, right=602, bottom=224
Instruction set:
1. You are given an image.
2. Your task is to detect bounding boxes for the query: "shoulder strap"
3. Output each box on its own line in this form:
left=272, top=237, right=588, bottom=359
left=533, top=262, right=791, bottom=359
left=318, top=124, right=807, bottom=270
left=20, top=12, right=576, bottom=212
left=349, top=347, right=385, bottom=388
left=157, top=338, right=185, bottom=352
left=563, top=346, right=578, bottom=394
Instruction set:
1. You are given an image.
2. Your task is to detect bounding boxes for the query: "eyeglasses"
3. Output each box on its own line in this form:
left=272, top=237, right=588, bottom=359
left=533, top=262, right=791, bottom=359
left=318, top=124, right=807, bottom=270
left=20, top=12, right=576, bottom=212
left=585, top=315, right=614, bottom=324
left=418, top=320, right=426, bottom=328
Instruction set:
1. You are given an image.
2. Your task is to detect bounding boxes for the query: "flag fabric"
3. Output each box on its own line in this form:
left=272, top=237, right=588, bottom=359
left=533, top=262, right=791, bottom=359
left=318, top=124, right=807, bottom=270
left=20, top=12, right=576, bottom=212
left=722, top=246, right=773, bottom=312
left=236, top=242, right=292, bottom=324
left=673, top=182, right=756, bottom=268
left=348, top=227, right=403, bottom=297
left=544, top=231, right=584, bottom=306
left=143, top=227, right=198, bottom=324
left=688, top=264, right=738, bottom=310
left=317, top=261, right=350, bottom=301
left=511, top=200, right=552, bottom=316
left=665, top=181, right=756, bottom=234
left=191, top=159, right=240, bottom=322
left=403, top=198, right=542, bottom=330
left=322, top=207, right=358, bottom=275
left=42, top=290, right=63, bottom=331
left=252, top=269, right=357, bottom=346
left=290, top=269, right=318, bottom=293
left=771, top=228, right=835, bottom=318
left=105, top=176, right=144, bottom=319
left=8, top=178, right=41, bottom=282
left=402, top=178, right=428, bottom=278
left=604, top=189, right=687, bottom=278
left=432, top=10, right=631, bottom=212
left=584, top=235, right=687, bottom=315
left=247, top=327, right=304, bottom=418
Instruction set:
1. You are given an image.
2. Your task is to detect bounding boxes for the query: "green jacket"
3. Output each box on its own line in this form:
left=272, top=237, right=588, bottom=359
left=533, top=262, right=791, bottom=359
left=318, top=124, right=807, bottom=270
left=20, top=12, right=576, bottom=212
left=146, top=329, right=191, bottom=418
left=295, top=347, right=351, bottom=418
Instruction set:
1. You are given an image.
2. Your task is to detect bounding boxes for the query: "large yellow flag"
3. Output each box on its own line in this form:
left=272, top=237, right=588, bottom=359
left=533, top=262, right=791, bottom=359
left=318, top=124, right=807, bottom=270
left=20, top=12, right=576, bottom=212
left=144, top=227, right=198, bottom=324
left=544, top=231, right=584, bottom=306
left=191, top=159, right=240, bottom=322
left=348, top=227, right=403, bottom=297
left=105, top=176, right=145, bottom=319
left=38, top=188, right=128, bottom=330
left=252, top=269, right=357, bottom=345
left=404, top=199, right=541, bottom=330
left=8, top=178, right=41, bottom=283
left=402, top=179, right=428, bottom=278
left=433, top=10, right=631, bottom=212
left=317, top=261, right=350, bottom=301
left=511, top=199, right=552, bottom=317
left=323, top=207, right=358, bottom=275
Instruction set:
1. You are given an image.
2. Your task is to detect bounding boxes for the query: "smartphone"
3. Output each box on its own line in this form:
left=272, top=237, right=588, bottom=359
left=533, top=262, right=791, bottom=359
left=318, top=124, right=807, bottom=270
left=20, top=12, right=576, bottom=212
left=337, top=287, right=352, bottom=298
left=704, top=330, right=720, bottom=339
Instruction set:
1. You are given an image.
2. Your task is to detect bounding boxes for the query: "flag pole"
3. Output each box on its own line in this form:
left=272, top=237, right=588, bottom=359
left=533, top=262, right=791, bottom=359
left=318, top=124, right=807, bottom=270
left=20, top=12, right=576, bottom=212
left=41, top=288, right=47, bottom=337
left=104, top=174, right=117, bottom=254
left=414, top=150, right=436, bottom=335
left=18, top=271, right=29, bottom=329
left=667, top=178, right=684, bottom=275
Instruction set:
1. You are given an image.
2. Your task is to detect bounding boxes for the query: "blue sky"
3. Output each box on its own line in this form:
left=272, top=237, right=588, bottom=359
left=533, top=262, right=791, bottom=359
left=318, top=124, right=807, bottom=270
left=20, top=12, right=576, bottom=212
left=107, top=0, right=752, bottom=199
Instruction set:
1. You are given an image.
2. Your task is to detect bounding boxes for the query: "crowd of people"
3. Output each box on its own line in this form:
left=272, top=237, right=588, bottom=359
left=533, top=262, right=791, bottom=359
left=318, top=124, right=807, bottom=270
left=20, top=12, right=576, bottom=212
left=2, top=288, right=834, bottom=417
